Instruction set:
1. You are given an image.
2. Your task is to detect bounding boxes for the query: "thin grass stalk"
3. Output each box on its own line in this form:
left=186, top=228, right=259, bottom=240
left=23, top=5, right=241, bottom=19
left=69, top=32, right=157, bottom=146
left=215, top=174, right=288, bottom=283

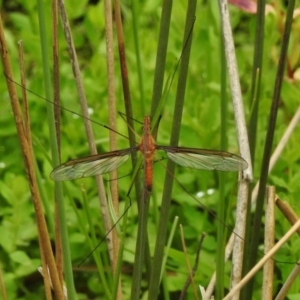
left=35, top=0, right=77, bottom=297
left=34, top=159, right=55, bottom=232
left=262, top=186, right=275, bottom=299
left=179, top=225, right=199, bottom=300
left=112, top=200, right=130, bottom=300
left=230, top=182, right=249, bottom=296
left=275, top=259, right=300, bottom=300
left=18, top=40, right=54, bottom=241
left=247, top=0, right=266, bottom=162
left=241, top=1, right=266, bottom=297
left=218, top=2, right=252, bottom=298
left=159, top=216, right=179, bottom=299
left=57, top=0, right=114, bottom=269
left=276, top=198, right=300, bottom=235
left=130, top=121, right=153, bottom=298
left=0, top=16, right=65, bottom=300
left=103, top=0, right=120, bottom=287
left=114, top=1, right=152, bottom=291
left=18, top=42, right=53, bottom=300
left=114, top=0, right=144, bottom=230
left=39, top=246, right=54, bottom=299
left=245, top=1, right=295, bottom=297
left=242, top=69, right=260, bottom=289
left=160, top=216, right=179, bottom=282
left=114, top=0, right=154, bottom=295
left=215, top=33, right=227, bottom=300
left=130, top=191, right=150, bottom=299
left=218, top=0, right=252, bottom=176
left=17, top=41, right=30, bottom=141
left=129, top=0, right=174, bottom=297
left=223, top=217, right=300, bottom=300
left=114, top=0, right=135, bottom=145
left=52, top=0, right=61, bottom=153
left=150, top=0, right=173, bottom=119
left=148, top=1, right=197, bottom=298
left=131, top=0, right=145, bottom=114
left=115, top=1, right=154, bottom=290
left=161, top=275, right=170, bottom=300
left=51, top=0, right=64, bottom=286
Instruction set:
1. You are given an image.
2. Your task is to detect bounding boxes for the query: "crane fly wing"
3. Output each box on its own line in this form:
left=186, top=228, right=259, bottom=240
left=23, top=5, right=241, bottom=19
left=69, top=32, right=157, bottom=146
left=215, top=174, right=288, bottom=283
left=157, top=146, right=248, bottom=171
left=50, top=148, right=137, bottom=181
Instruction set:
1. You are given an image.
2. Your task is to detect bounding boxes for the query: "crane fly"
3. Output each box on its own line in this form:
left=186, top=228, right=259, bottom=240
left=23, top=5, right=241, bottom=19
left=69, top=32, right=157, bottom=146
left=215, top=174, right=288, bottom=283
left=50, top=115, right=248, bottom=190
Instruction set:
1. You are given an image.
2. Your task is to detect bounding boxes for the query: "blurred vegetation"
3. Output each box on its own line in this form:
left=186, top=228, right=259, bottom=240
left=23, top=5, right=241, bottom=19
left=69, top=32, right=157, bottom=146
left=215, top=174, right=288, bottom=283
left=1, top=0, right=300, bottom=299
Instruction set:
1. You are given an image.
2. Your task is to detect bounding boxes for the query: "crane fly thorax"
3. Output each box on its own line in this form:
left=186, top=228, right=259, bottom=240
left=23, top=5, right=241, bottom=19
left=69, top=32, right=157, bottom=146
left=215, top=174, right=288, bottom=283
left=138, top=134, right=156, bottom=157
left=137, top=115, right=157, bottom=157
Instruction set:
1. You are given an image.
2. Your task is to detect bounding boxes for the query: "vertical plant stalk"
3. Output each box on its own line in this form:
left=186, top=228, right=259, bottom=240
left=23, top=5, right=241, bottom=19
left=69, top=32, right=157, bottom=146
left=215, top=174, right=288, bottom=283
left=114, top=0, right=134, bottom=123
left=218, top=1, right=252, bottom=298
left=57, top=0, right=114, bottom=266
left=51, top=0, right=64, bottom=286
left=245, top=0, right=295, bottom=297
left=112, top=1, right=131, bottom=297
left=18, top=40, right=53, bottom=300
left=150, top=0, right=173, bottom=118
left=130, top=190, right=150, bottom=299
left=178, top=226, right=200, bottom=300
left=148, top=1, right=197, bottom=299
left=131, top=0, right=145, bottom=114
left=218, top=0, right=252, bottom=174
left=216, top=33, right=227, bottom=299
left=241, top=0, right=266, bottom=297
left=262, top=186, right=275, bottom=299
left=35, top=0, right=77, bottom=297
left=275, top=258, right=300, bottom=300
left=276, top=198, right=300, bottom=235
left=115, top=2, right=153, bottom=294
left=52, top=0, right=61, bottom=153
left=131, top=0, right=175, bottom=297
left=248, top=0, right=266, bottom=161
left=103, top=0, right=120, bottom=283
left=248, top=0, right=266, bottom=162
left=116, top=1, right=153, bottom=296
left=0, top=15, right=65, bottom=300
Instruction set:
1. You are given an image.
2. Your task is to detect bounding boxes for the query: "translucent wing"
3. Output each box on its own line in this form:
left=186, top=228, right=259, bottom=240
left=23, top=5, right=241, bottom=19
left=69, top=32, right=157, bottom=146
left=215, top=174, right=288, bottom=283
left=50, top=148, right=137, bottom=181
left=157, top=146, right=248, bottom=171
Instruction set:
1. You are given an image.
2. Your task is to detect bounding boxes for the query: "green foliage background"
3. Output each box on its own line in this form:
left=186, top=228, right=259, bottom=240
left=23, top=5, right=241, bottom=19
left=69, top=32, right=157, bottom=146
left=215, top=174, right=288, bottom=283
left=1, top=0, right=300, bottom=299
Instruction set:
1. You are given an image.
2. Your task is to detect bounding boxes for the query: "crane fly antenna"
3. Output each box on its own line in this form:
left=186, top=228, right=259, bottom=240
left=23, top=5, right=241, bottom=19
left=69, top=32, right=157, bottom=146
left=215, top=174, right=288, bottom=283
left=118, top=111, right=143, bottom=125
left=118, top=111, right=142, bottom=141
left=3, top=73, right=129, bottom=141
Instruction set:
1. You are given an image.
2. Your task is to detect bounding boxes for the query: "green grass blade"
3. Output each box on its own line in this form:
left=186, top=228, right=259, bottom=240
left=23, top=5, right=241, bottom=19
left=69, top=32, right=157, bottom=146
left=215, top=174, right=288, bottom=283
left=148, top=1, right=197, bottom=298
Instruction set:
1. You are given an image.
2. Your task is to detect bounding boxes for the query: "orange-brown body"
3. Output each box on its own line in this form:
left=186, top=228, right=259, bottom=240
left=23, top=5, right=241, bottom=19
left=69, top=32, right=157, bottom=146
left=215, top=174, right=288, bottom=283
left=138, top=116, right=156, bottom=192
